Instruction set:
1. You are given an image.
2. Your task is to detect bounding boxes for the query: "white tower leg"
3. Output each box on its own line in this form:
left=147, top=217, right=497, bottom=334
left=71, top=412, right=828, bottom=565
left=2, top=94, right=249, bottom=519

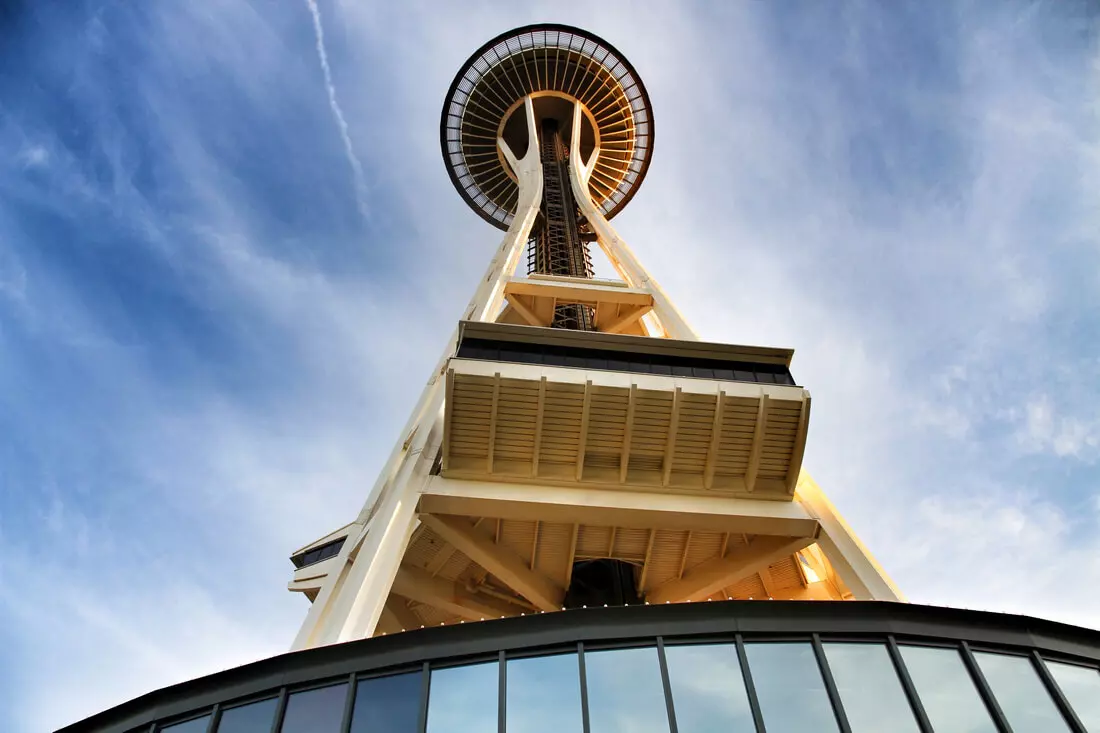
left=568, top=102, right=696, bottom=341
left=291, top=97, right=545, bottom=649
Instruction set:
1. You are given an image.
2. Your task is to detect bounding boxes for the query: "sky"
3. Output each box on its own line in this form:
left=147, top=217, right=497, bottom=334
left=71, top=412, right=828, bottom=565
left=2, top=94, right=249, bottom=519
left=0, top=0, right=1097, bottom=730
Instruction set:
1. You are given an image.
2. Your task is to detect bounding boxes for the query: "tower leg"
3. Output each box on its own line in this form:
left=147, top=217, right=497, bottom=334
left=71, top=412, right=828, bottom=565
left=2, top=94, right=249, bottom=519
left=291, top=98, right=545, bottom=648
left=567, top=102, right=697, bottom=341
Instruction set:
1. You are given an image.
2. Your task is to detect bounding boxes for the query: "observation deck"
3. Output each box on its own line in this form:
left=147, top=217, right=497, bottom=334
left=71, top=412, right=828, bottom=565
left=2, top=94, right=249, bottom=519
left=441, top=24, right=654, bottom=228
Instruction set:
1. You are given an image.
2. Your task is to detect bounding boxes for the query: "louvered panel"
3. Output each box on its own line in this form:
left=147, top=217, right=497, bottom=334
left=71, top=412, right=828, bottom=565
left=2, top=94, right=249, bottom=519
left=498, top=519, right=537, bottom=565
left=614, top=527, right=651, bottom=560
left=436, top=548, right=475, bottom=582
left=577, top=524, right=614, bottom=558
left=534, top=521, right=573, bottom=586
left=728, top=573, right=767, bottom=599
left=403, top=527, right=446, bottom=570
left=494, top=379, right=539, bottom=462
left=645, top=529, right=689, bottom=587
left=683, top=530, right=724, bottom=573
left=768, top=557, right=802, bottom=590
left=672, top=393, right=714, bottom=474
left=445, top=360, right=808, bottom=500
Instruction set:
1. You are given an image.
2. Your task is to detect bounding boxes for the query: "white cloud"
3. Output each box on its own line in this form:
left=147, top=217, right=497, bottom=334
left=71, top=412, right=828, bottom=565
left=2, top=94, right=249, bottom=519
left=2, top=1, right=1099, bottom=731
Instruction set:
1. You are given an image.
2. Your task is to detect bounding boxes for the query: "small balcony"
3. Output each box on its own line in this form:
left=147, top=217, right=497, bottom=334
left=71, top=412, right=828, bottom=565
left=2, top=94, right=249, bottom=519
left=442, top=322, right=810, bottom=501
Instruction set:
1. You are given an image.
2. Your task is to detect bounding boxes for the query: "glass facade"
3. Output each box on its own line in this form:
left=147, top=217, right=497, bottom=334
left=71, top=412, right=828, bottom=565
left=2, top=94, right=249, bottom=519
left=214, top=697, right=278, bottom=733
left=108, top=624, right=1100, bottom=733
left=822, top=642, right=920, bottom=733
left=1046, top=660, right=1100, bottom=731
left=663, top=642, right=754, bottom=733
left=425, top=661, right=497, bottom=733
left=745, top=642, right=839, bottom=733
left=506, top=653, right=583, bottom=733
left=281, top=684, right=348, bottom=733
left=899, top=645, right=998, bottom=733
left=973, top=651, right=1070, bottom=732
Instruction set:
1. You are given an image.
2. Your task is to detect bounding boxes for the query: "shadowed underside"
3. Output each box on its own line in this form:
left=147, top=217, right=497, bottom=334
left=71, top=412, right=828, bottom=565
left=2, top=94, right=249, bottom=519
left=441, top=24, right=654, bottom=229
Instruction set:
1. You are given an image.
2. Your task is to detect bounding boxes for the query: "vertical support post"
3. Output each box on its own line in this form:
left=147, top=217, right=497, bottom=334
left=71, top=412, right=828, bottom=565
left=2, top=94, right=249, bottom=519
left=1029, top=651, right=1087, bottom=733
left=735, top=634, right=766, bottom=733
left=886, top=636, right=934, bottom=733
left=578, top=643, right=592, bottom=733
left=811, top=634, right=852, bottom=733
left=498, top=650, right=507, bottom=733
left=657, top=637, right=680, bottom=733
left=567, top=101, right=696, bottom=341
left=339, top=673, right=358, bottom=733
left=959, top=642, right=1013, bottom=733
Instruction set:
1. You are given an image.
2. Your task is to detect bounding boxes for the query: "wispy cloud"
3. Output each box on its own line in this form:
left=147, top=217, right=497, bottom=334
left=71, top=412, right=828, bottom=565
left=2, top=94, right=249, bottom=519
left=303, top=0, right=371, bottom=221
left=0, top=1, right=1097, bottom=731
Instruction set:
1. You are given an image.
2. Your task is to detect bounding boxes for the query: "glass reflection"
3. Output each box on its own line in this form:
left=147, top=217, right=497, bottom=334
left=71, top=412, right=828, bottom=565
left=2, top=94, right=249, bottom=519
left=426, top=662, right=497, bottom=733
left=899, top=645, right=997, bottom=733
left=349, top=672, right=423, bottom=733
left=585, top=647, right=670, bottom=733
left=974, top=652, right=1070, bottom=732
left=822, top=643, right=919, bottom=733
left=281, top=683, right=348, bottom=733
left=1046, top=660, right=1100, bottom=731
left=663, top=643, right=753, bottom=732
left=216, top=697, right=278, bottom=733
left=507, top=653, right=583, bottom=733
left=744, top=643, right=839, bottom=733
left=161, top=714, right=211, bottom=733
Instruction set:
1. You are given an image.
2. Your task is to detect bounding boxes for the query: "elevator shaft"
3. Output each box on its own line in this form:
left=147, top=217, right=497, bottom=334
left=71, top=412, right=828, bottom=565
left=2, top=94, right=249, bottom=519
left=528, top=119, right=595, bottom=331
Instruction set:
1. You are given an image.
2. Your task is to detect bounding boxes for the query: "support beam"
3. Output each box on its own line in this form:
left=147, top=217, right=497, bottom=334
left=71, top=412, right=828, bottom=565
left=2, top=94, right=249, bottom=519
left=576, top=381, right=592, bottom=481
left=391, top=565, right=519, bottom=622
left=786, top=398, right=811, bottom=494
left=421, top=477, right=821, bottom=539
left=758, top=566, right=777, bottom=599
left=603, top=304, right=652, bottom=334
left=532, top=377, right=546, bottom=477
left=638, top=528, right=656, bottom=591
left=505, top=294, right=542, bottom=327
left=442, top=370, right=455, bottom=471
left=795, top=474, right=904, bottom=601
left=564, top=523, right=579, bottom=590
left=380, top=595, right=421, bottom=632
left=486, top=373, right=501, bottom=473
left=646, top=535, right=814, bottom=604
left=662, top=388, right=682, bottom=486
left=418, top=514, right=565, bottom=612
left=745, top=394, right=769, bottom=492
left=703, top=391, right=725, bottom=489
left=620, top=384, right=636, bottom=483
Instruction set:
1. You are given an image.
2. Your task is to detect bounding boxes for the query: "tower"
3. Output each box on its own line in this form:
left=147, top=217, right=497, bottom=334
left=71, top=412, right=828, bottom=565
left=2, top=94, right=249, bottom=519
left=286, top=23, right=902, bottom=651
left=67, top=23, right=1100, bottom=733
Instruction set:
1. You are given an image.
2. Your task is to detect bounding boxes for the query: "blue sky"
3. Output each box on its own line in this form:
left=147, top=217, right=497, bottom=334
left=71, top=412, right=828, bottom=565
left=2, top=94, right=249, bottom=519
left=0, top=1, right=1097, bottom=730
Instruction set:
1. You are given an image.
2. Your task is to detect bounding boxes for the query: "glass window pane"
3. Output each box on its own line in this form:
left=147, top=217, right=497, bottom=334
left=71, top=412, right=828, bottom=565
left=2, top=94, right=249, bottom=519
left=281, top=683, right=348, bottom=733
left=663, top=643, right=754, bottom=732
left=349, top=672, right=423, bottom=733
left=161, top=714, right=211, bottom=733
left=744, top=642, right=839, bottom=733
left=1046, top=660, right=1100, bottom=731
left=823, top=643, right=919, bottom=733
left=899, top=645, right=997, bottom=733
left=507, top=653, right=583, bottom=733
left=974, top=652, right=1070, bottom=732
left=216, top=697, right=278, bottom=733
left=426, top=662, right=497, bottom=733
left=585, top=647, right=670, bottom=733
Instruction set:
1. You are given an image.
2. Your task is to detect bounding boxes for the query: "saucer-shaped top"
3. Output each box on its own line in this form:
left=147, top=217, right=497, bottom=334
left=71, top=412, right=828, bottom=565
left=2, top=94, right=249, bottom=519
left=441, top=24, right=654, bottom=229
